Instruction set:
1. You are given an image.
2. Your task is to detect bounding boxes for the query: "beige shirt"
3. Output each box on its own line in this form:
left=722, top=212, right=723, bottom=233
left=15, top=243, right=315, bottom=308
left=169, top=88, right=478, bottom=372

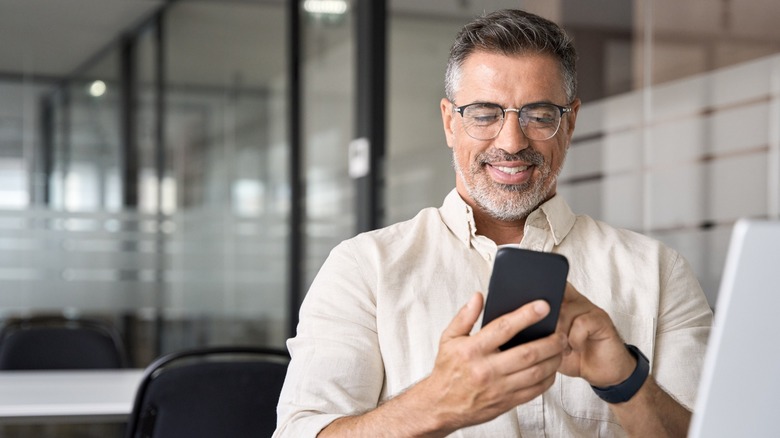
left=274, top=189, right=713, bottom=437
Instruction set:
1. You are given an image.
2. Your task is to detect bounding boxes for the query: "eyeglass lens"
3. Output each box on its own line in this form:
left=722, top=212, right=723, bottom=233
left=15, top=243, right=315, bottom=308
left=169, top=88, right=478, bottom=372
left=460, top=103, right=563, bottom=141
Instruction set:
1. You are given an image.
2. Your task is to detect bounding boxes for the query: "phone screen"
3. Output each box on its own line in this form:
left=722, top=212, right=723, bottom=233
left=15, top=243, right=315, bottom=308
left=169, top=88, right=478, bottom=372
left=481, top=247, right=569, bottom=350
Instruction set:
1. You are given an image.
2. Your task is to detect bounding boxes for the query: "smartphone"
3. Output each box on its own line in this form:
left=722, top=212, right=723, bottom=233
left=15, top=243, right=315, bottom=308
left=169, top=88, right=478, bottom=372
left=481, top=247, right=569, bottom=350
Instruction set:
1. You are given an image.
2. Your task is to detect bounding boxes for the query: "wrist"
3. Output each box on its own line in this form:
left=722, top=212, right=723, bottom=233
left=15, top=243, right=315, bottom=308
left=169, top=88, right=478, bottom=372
left=607, top=345, right=639, bottom=387
left=401, top=377, right=457, bottom=437
left=591, top=344, right=650, bottom=404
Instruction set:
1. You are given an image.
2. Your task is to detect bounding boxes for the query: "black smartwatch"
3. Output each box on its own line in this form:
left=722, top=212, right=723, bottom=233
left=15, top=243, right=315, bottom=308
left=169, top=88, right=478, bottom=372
left=591, top=344, right=650, bottom=403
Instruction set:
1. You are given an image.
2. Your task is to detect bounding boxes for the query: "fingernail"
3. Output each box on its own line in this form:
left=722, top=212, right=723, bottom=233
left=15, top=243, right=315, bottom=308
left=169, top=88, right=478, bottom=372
left=466, top=293, right=479, bottom=310
left=533, top=300, right=549, bottom=315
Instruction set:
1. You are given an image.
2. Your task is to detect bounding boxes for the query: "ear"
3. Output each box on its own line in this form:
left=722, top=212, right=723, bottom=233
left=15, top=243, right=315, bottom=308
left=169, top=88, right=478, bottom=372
left=563, top=97, right=581, bottom=142
left=440, top=98, right=456, bottom=149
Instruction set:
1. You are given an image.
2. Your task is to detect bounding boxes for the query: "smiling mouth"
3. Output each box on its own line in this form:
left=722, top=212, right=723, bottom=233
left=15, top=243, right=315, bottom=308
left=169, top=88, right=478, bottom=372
left=492, top=164, right=530, bottom=175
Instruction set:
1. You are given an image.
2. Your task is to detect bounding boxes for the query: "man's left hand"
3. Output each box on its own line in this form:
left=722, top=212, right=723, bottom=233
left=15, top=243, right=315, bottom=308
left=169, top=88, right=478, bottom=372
left=555, top=282, right=637, bottom=388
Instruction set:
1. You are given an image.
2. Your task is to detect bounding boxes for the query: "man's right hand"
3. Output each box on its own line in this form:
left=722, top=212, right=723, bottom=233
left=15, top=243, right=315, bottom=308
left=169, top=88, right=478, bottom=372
left=318, top=292, right=566, bottom=437
left=413, top=292, right=567, bottom=434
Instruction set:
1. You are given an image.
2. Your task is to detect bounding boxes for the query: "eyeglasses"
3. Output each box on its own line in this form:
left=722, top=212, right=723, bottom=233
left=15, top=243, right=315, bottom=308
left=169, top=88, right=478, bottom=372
left=453, top=102, right=572, bottom=141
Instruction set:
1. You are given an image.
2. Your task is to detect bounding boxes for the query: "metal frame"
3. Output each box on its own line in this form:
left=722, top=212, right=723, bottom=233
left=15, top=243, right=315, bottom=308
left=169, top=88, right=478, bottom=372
left=354, top=0, right=387, bottom=233
left=287, top=0, right=305, bottom=339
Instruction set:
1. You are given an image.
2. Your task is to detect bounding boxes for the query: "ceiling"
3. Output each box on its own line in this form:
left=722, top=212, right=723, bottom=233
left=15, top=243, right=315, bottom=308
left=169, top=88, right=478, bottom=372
left=2, top=0, right=778, bottom=86
left=0, top=0, right=478, bottom=81
left=0, top=0, right=634, bottom=84
left=0, top=0, right=164, bottom=80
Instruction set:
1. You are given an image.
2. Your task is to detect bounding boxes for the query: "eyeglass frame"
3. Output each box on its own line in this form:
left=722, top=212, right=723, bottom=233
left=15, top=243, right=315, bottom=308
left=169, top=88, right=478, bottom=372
left=452, top=101, right=573, bottom=141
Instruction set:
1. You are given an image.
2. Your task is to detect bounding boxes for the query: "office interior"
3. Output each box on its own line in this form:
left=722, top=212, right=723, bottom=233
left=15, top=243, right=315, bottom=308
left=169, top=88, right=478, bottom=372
left=0, top=0, right=778, bottom=420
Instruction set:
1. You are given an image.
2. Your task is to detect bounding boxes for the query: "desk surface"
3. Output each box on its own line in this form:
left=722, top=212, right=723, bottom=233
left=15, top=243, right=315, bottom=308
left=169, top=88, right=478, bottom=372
left=0, top=369, right=144, bottom=424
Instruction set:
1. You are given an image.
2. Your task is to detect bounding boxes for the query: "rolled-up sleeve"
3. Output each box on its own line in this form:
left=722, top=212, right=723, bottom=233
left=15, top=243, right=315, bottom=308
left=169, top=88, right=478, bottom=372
left=274, top=240, right=384, bottom=437
left=653, top=251, right=713, bottom=409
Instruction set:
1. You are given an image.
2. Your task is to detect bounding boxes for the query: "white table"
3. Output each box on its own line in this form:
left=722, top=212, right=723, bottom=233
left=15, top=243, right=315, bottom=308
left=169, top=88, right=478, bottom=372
left=0, top=369, right=144, bottom=424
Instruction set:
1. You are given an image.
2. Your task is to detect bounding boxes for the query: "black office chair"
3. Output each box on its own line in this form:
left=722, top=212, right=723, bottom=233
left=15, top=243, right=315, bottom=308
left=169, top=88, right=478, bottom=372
left=0, top=315, right=127, bottom=370
left=125, top=345, right=290, bottom=438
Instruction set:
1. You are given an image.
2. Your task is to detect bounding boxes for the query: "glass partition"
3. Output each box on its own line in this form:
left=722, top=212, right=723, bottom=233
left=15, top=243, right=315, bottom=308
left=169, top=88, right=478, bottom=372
left=0, top=0, right=290, bottom=372
left=300, top=1, right=357, bottom=287
left=160, top=0, right=289, bottom=353
left=52, top=48, right=122, bottom=212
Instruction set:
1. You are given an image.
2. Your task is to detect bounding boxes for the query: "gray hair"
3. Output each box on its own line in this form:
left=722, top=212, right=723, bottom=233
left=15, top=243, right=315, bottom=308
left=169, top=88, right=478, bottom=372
left=444, top=9, right=577, bottom=103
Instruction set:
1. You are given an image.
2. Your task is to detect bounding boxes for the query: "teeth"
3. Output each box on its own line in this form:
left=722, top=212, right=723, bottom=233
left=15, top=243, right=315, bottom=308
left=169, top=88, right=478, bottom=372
left=495, top=165, right=529, bottom=174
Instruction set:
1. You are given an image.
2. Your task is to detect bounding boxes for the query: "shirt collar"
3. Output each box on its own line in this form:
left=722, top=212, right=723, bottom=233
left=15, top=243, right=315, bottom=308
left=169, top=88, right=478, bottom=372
left=438, top=188, right=576, bottom=248
left=439, top=189, right=478, bottom=248
left=524, top=193, right=577, bottom=246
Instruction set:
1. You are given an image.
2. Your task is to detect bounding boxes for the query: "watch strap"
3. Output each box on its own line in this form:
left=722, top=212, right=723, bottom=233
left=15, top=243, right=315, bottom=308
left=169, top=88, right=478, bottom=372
left=591, top=344, right=650, bottom=403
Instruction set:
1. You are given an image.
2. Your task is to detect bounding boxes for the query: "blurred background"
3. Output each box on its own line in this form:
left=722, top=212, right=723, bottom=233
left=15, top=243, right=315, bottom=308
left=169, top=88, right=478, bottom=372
left=0, top=0, right=778, bottom=373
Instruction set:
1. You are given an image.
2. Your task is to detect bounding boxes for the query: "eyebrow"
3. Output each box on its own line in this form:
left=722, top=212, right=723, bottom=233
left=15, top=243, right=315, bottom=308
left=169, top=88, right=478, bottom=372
left=459, top=100, right=561, bottom=108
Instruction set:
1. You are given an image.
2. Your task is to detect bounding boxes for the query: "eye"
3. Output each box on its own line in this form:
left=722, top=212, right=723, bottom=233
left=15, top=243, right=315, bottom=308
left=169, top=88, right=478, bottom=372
left=463, top=104, right=502, bottom=125
left=524, top=105, right=557, bottom=124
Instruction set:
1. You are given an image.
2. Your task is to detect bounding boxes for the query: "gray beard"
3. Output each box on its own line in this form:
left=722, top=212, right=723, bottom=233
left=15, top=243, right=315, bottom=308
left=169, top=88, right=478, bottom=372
left=452, top=147, right=564, bottom=221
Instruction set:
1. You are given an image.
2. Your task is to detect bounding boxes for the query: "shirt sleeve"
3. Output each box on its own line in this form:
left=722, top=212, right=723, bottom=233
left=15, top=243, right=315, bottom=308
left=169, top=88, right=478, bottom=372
left=652, top=251, right=713, bottom=409
left=273, top=239, right=385, bottom=437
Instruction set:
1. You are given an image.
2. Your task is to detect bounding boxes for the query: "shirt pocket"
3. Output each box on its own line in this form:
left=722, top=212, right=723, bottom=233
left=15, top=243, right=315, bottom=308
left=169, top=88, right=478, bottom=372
left=558, top=309, right=656, bottom=423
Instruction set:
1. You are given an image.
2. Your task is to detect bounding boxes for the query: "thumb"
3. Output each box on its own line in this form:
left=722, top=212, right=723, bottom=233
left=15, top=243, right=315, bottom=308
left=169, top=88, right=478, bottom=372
left=442, top=292, right=483, bottom=341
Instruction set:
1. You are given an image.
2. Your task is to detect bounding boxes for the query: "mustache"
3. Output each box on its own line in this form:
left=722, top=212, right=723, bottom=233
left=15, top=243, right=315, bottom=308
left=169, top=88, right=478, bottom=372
left=477, top=148, right=545, bottom=166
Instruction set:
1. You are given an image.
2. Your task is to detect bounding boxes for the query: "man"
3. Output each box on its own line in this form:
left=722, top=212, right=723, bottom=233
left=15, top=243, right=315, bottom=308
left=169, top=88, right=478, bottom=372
left=275, top=9, right=712, bottom=437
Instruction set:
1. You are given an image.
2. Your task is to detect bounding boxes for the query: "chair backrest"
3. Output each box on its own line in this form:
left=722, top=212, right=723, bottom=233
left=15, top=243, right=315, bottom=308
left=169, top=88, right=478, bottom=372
left=0, top=315, right=127, bottom=370
left=125, top=346, right=290, bottom=438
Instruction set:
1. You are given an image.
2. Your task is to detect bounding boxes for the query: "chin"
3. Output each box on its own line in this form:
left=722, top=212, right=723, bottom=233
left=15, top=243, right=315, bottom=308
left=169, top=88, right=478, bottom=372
left=476, top=177, right=559, bottom=221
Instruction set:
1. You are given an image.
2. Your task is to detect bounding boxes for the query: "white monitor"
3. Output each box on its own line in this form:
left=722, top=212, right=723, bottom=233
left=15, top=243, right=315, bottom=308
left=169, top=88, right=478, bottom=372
left=688, top=219, right=780, bottom=438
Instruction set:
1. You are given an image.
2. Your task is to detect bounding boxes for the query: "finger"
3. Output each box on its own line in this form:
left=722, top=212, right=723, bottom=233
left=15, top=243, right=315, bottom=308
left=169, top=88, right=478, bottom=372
left=479, top=300, right=550, bottom=351
left=495, top=332, right=567, bottom=375
left=567, top=309, right=614, bottom=350
left=503, top=359, right=560, bottom=405
left=556, top=282, right=587, bottom=336
left=503, top=350, right=562, bottom=389
left=441, top=292, right=484, bottom=342
left=499, top=377, right=558, bottom=411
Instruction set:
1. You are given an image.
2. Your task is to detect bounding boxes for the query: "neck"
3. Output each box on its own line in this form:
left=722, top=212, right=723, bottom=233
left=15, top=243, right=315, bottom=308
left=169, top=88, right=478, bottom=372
left=472, top=208, right=526, bottom=246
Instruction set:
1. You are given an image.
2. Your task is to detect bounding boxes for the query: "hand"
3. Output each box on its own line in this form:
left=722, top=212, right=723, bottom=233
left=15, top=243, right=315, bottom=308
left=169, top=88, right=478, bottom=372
left=418, top=292, right=567, bottom=432
left=556, top=282, right=636, bottom=387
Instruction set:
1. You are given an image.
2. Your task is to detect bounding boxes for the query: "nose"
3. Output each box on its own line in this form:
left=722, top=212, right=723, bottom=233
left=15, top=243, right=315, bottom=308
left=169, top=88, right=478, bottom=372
left=494, top=109, right=529, bottom=154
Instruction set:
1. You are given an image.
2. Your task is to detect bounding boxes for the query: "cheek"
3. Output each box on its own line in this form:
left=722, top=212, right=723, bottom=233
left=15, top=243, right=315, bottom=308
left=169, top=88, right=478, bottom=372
left=452, top=144, right=470, bottom=170
left=546, top=142, right=568, bottom=172
left=452, top=141, right=483, bottom=170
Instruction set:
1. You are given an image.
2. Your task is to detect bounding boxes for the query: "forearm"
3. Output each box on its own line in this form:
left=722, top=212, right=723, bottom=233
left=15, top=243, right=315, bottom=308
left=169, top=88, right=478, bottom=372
left=317, top=380, right=452, bottom=438
left=609, top=376, right=691, bottom=438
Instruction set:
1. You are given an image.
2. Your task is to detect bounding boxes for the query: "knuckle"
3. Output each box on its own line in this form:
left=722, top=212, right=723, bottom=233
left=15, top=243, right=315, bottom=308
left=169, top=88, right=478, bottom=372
left=469, top=362, right=493, bottom=386
left=517, top=346, right=539, bottom=364
left=450, top=341, right=477, bottom=362
left=496, top=316, right=513, bottom=335
left=527, top=364, right=546, bottom=382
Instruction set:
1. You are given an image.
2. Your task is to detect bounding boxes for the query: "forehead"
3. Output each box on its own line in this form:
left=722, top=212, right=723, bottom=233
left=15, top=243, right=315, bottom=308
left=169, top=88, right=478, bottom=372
left=454, top=51, right=567, bottom=104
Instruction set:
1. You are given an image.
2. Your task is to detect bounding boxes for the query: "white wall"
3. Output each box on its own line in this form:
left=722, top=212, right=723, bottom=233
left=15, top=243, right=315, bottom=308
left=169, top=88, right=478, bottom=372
left=560, top=55, right=780, bottom=306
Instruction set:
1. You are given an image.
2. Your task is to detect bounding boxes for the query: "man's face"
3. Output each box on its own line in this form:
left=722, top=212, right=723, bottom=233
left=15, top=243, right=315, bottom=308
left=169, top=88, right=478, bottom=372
left=440, top=51, right=580, bottom=221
